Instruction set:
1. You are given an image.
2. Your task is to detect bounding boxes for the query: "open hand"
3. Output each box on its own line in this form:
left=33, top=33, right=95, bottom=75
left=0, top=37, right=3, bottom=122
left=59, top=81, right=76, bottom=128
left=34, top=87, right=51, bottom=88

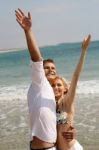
left=82, top=34, right=91, bottom=51
left=15, top=8, right=32, bottom=31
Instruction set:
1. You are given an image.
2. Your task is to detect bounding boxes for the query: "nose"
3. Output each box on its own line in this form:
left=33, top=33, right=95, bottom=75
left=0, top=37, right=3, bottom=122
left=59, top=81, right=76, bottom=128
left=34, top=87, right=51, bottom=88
left=49, top=67, right=53, bottom=72
left=50, top=67, right=53, bottom=71
left=54, top=85, right=58, bottom=89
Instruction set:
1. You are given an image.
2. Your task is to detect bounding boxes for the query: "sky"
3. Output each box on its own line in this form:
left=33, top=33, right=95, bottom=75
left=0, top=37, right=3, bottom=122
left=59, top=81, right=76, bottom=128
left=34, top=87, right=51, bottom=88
left=0, top=0, right=99, bottom=49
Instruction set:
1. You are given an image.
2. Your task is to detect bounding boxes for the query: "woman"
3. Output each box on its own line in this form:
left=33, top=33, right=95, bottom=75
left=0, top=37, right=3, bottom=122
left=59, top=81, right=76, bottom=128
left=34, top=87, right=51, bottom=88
left=51, top=35, right=91, bottom=150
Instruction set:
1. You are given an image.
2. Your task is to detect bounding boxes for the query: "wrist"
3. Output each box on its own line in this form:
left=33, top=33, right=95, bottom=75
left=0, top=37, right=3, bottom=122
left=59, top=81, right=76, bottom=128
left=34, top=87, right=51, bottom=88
left=24, top=27, right=32, bottom=34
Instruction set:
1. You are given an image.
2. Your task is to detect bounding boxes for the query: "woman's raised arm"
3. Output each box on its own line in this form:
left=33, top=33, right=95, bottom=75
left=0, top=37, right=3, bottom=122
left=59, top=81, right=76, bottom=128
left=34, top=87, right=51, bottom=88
left=64, top=35, right=91, bottom=111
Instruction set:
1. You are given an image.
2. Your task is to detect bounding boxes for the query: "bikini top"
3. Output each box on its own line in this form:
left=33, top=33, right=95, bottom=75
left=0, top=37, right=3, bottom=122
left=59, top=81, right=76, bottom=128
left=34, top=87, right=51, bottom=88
left=56, top=110, right=67, bottom=124
left=56, top=99, right=71, bottom=125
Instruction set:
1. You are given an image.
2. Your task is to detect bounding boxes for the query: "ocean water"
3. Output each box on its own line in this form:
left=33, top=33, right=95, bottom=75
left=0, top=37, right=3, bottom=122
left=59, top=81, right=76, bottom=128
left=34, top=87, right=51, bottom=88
left=0, top=41, right=99, bottom=150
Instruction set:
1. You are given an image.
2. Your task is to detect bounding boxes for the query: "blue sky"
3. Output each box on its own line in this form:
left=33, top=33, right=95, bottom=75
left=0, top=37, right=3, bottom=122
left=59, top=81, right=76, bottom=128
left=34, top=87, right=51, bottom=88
left=0, top=0, right=99, bottom=49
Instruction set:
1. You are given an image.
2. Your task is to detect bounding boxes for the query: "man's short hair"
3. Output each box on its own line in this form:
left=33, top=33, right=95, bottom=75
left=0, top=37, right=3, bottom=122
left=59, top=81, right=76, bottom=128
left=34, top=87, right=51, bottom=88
left=43, top=59, right=55, bottom=66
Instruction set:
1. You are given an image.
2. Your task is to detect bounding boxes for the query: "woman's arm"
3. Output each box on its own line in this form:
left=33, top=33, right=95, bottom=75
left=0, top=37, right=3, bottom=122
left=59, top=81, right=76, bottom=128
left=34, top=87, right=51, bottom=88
left=15, top=8, right=42, bottom=62
left=64, top=35, right=91, bottom=112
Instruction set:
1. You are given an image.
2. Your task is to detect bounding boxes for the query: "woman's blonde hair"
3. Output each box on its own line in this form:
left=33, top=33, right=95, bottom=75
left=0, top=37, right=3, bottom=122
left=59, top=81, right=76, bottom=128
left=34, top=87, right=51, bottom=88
left=52, top=76, right=69, bottom=94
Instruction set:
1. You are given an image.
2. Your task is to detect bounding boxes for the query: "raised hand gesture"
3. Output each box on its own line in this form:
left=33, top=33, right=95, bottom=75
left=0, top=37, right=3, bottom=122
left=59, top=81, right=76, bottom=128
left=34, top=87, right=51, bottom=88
left=82, top=34, right=91, bottom=51
left=15, top=8, right=32, bottom=31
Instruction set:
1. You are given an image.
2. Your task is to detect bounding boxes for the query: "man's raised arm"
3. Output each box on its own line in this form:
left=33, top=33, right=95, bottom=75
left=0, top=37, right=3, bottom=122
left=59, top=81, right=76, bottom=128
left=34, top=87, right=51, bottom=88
left=15, top=8, right=42, bottom=62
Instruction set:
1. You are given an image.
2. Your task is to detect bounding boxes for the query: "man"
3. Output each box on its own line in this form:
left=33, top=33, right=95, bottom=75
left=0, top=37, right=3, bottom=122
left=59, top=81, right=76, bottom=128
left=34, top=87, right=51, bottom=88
left=15, top=8, right=75, bottom=150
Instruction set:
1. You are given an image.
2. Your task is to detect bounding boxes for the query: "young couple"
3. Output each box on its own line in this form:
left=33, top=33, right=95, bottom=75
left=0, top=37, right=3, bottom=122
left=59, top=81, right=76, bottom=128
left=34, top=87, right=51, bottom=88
left=15, top=8, right=91, bottom=150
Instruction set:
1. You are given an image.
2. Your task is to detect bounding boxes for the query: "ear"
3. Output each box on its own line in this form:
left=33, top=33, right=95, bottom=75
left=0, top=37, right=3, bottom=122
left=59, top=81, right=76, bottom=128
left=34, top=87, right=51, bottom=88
left=64, top=88, right=68, bottom=94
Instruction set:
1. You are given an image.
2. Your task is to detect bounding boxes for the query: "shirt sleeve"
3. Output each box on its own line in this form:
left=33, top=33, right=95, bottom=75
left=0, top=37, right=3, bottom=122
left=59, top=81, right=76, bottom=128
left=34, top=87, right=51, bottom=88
left=30, top=60, right=45, bottom=84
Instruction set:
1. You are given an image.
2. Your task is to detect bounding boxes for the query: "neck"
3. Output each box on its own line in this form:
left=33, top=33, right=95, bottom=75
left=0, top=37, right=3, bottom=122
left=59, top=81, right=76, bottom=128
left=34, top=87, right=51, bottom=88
left=55, top=96, right=64, bottom=106
left=55, top=96, right=63, bottom=101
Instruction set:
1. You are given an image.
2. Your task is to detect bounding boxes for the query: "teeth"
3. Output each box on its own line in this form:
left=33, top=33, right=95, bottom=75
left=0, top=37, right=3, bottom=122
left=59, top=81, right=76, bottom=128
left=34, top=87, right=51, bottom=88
left=48, top=73, right=55, bottom=75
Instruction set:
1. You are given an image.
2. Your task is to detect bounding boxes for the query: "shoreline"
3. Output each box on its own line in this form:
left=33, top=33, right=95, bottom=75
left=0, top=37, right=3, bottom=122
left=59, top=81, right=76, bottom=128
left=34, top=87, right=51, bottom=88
left=0, top=39, right=99, bottom=53
left=0, top=48, right=26, bottom=53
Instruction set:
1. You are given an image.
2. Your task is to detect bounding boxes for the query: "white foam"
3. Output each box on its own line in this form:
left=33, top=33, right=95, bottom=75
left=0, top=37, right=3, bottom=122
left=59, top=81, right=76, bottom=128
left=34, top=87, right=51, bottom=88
left=77, top=80, right=99, bottom=95
left=0, top=80, right=99, bottom=101
left=0, top=48, right=25, bottom=54
left=0, top=84, right=28, bottom=101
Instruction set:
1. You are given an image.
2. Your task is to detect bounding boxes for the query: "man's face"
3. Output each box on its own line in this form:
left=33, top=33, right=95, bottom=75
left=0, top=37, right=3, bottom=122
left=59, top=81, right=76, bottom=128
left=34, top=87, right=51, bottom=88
left=43, top=62, right=56, bottom=82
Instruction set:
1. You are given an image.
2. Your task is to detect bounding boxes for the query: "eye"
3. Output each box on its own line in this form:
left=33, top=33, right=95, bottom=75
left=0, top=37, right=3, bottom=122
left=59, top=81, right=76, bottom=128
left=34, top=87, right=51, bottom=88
left=51, top=84, right=55, bottom=87
left=57, top=83, right=62, bottom=87
left=44, top=66, right=49, bottom=69
left=51, top=67, right=55, bottom=70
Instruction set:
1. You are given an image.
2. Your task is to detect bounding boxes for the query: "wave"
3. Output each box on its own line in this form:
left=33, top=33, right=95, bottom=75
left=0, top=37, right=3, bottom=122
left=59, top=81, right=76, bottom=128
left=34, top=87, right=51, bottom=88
left=0, top=80, right=99, bottom=101
left=0, top=84, right=28, bottom=101
left=77, top=80, right=99, bottom=95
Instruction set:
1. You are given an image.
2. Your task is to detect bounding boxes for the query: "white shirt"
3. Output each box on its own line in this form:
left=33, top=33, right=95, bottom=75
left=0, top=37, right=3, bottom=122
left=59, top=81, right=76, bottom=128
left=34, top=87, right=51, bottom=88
left=27, top=61, right=57, bottom=143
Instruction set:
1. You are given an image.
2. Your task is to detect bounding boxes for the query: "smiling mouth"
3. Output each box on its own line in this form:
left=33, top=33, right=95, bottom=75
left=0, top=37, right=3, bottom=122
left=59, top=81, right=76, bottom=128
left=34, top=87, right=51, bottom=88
left=47, top=72, right=56, bottom=76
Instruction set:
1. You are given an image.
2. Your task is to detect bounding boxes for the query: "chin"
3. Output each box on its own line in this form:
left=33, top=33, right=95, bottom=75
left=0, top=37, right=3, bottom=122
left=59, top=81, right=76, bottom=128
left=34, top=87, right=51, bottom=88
left=47, top=76, right=55, bottom=81
left=55, top=95, right=59, bottom=98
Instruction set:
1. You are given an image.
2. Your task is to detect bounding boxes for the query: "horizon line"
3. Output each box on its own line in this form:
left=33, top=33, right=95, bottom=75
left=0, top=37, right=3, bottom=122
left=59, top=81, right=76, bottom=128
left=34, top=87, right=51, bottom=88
left=0, top=39, right=99, bottom=51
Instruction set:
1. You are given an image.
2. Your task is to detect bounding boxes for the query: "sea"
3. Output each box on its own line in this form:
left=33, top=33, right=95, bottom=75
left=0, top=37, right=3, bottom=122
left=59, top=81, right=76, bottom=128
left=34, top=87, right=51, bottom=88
left=0, top=41, right=99, bottom=150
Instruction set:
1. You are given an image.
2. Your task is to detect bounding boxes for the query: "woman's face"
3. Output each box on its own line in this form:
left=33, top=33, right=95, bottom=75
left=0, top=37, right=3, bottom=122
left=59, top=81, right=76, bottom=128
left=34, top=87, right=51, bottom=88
left=51, top=78, right=66, bottom=100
